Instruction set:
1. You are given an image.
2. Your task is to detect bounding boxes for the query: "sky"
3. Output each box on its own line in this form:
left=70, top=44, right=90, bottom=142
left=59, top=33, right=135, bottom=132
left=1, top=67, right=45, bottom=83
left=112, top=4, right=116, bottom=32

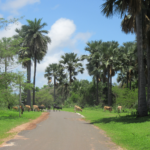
left=0, top=0, right=136, bottom=88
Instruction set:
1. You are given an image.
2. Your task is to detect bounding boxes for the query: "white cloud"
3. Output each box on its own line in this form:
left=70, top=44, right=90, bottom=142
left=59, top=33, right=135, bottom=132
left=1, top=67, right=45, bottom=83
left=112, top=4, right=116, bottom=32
left=0, top=0, right=40, bottom=15
left=0, top=18, right=92, bottom=88
left=0, top=22, right=22, bottom=39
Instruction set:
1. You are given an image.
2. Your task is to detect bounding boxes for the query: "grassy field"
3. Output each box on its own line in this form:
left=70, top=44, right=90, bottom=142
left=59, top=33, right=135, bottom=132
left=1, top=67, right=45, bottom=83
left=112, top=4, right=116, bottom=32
left=62, top=107, right=150, bottom=150
left=0, top=110, right=42, bottom=144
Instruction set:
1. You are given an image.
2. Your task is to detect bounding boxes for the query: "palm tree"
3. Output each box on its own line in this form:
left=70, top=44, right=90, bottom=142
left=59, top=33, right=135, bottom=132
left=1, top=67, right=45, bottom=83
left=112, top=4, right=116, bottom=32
left=22, top=18, right=51, bottom=105
left=14, top=27, right=33, bottom=106
left=59, top=53, right=84, bottom=84
left=44, top=63, right=59, bottom=103
left=81, top=40, right=104, bottom=105
left=101, top=0, right=148, bottom=116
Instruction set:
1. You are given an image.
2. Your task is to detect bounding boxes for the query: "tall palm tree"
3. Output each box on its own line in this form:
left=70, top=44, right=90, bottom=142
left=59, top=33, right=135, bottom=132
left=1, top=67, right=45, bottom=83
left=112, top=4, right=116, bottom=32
left=81, top=40, right=104, bottom=105
left=59, top=53, right=84, bottom=84
left=14, top=27, right=33, bottom=106
left=22, top=18, right=51, bottom=105
left=101, top=0, right=148, bottom=116
left=44, top=63, right=59, bottom=103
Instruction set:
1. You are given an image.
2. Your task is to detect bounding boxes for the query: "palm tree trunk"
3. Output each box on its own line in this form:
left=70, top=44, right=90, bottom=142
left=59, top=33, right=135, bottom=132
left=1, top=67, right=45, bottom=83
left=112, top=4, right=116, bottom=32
left=70, top=70, right=71, bottom=84
left=54, top=76, right=55, bottom=102
left=96, top=74, right=99, bottom=105
left=107, top=65, right=110, bottom=106
left=33, top=53, right=37, bottom=105
left=27, top=60, right=31, bottom=106
left=147, top=44, right=150, bottom=110
left=136, top=11, right=148, bottom=117
left=127, top=72, right=129, bottom=88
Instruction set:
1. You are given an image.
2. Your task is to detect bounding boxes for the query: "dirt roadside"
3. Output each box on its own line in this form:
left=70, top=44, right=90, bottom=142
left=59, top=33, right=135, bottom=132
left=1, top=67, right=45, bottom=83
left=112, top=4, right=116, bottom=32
left=0, top=112, right=49, bottom=147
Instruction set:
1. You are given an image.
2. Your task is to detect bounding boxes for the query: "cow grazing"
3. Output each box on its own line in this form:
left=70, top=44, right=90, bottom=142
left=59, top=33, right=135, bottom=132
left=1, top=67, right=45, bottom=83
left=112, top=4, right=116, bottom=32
left=25, top=105, right=31, bottom=112
left=33, top=105, right=39, bottom=112
left=13, top=106, right=18, bottom=111
left=104, top=106, right=112, bottom=112
left=74, top=105, right=82, bottom=113
left=118, top=106, right=122, bottom=113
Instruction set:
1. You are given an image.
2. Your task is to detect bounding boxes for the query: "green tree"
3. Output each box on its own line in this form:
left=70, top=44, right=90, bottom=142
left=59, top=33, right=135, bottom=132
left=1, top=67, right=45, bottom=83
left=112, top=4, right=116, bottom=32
left=101, top=0, right=148, bottom=116
left=22, top=18, right=51, bottom=105
left=59, top=53, right=84, bottom=84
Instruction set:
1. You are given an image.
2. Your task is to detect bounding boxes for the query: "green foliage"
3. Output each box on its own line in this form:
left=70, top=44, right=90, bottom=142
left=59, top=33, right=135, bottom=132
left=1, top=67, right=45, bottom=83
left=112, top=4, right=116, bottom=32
left=112, top=86, right=138, bottom=108
left=69, top=92, right=80, bottom=103
left=34, top=88, right=53, bottom=107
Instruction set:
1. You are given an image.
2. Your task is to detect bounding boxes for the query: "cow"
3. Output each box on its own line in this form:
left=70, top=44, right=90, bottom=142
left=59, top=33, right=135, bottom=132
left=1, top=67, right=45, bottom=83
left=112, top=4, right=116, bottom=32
left=13, top=106, right=18, bottom=111
left=38, top=106, right=46, bottom=112
left=74, top=105, right=82, bottom=113
left=47, top=105, right=51, bottom=111
left=33, top=105, right=39, bottom=112
left=104, top=106, right=112, bottom=112
left=53, top=105, right=62, bottom=111
left=117, top=106, right=122, bottom=113
left=25, top=105, right=31, bottom=112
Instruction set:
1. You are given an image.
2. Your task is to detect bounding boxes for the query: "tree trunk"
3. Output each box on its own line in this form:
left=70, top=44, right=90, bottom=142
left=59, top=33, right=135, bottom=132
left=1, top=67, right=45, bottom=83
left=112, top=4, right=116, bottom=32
left=136, top=11, right=148, bottom=117
left=54, top=76, right=55, bottom=102
left=147, top=44, right=150, bottom=110
left=33, top=53, right=37, bottom=105
left=27, top=60, right=31, bottom=106
left=107, top=65, right=110, bottom=106
left=70, top=70, right=71, bottom=84
left=127, top=72, right=129, bottom=88
left=110, top=74, right=112, bottom=106
left=96, top=74, right=99, bottom=105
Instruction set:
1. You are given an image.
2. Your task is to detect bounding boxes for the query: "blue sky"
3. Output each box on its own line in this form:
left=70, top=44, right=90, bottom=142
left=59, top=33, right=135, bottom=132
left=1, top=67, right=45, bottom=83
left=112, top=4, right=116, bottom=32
left=0, top=0, right=135, bottom=88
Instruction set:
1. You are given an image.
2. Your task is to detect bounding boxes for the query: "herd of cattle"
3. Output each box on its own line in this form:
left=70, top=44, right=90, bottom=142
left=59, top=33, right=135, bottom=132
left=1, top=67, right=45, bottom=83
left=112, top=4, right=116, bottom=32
left=12, top=104, right=63, bottom=113
left=12, top=104, right=122, bottom=113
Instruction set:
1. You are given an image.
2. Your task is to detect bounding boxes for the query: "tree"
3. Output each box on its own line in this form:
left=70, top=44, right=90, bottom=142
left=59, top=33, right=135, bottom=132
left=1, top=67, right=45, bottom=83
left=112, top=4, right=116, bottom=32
left=101, top=0, right=148, bottom=116
left=44, top=63, right=59, bottom=103
left=22, top=18, right=51, bottom=105
left=59, top=53, right=84, bottom=84
left=14, top=27, right=32, bottom=106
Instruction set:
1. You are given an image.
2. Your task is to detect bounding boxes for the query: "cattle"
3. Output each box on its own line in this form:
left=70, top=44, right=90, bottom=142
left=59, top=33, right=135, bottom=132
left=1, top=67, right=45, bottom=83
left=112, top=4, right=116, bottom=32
left=74, top=105, right=82, bottom=113
left=38, top=106, right=46, bottom=112
left=117, top=106, right=122, bottom=113
left=13, top=106, right=18, bottom=110
left=41, top=104, right=45, bottom=107
left=33, top=105, right=39, bottom=112
left=81, top=106, right=84, bottom=109
left=53, top=105, right=62, bottom=111
left=25, top=105, right=31, bottom=112
left=104, top=106, right=112, bottom=112
left=47, top=105, right=51, bottom=111
left=13, top=106, right=24, bottom=114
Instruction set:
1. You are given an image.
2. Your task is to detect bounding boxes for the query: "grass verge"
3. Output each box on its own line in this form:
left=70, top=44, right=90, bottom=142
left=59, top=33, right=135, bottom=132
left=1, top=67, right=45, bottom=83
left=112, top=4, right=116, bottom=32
left=0, top=110, right=42, bottom=143
left=62, top=107, right=150, bottom=150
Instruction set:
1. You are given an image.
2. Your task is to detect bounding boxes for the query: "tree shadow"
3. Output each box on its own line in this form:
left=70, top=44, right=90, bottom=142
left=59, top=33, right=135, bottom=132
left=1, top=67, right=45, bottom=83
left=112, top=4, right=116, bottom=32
left=0, top=115, right=19, bottom=120
left=84, top=114, right=150, bottom=124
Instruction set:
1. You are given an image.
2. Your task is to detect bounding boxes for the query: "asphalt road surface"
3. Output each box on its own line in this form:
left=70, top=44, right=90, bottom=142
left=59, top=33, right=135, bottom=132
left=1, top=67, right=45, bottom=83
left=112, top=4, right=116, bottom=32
left=0, top=111, right=123, bottom=150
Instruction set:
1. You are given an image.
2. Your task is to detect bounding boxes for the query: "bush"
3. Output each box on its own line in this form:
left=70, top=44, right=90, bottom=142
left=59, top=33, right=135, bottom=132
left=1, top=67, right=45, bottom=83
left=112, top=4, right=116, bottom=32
left=112, top=86, right=138, bottom=108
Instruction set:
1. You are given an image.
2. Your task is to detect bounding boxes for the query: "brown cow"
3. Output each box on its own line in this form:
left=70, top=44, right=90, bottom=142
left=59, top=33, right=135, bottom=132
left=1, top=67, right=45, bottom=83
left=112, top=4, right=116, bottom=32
left=25, top=105, right=31, bottom=112
left=104, top=106, right=112, bottom=112
left=74, top=105, right=82, bottom=113
left=13, top=106, right=18, bottom=110
left=118, top=106, right=122, bottom=113
left=33, top=105, right=39, bottom=112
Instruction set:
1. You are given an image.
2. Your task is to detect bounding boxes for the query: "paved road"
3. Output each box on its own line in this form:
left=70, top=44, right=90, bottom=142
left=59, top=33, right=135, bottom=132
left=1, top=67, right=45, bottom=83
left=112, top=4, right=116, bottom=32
left=0, top=111, right=122, bottom=150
